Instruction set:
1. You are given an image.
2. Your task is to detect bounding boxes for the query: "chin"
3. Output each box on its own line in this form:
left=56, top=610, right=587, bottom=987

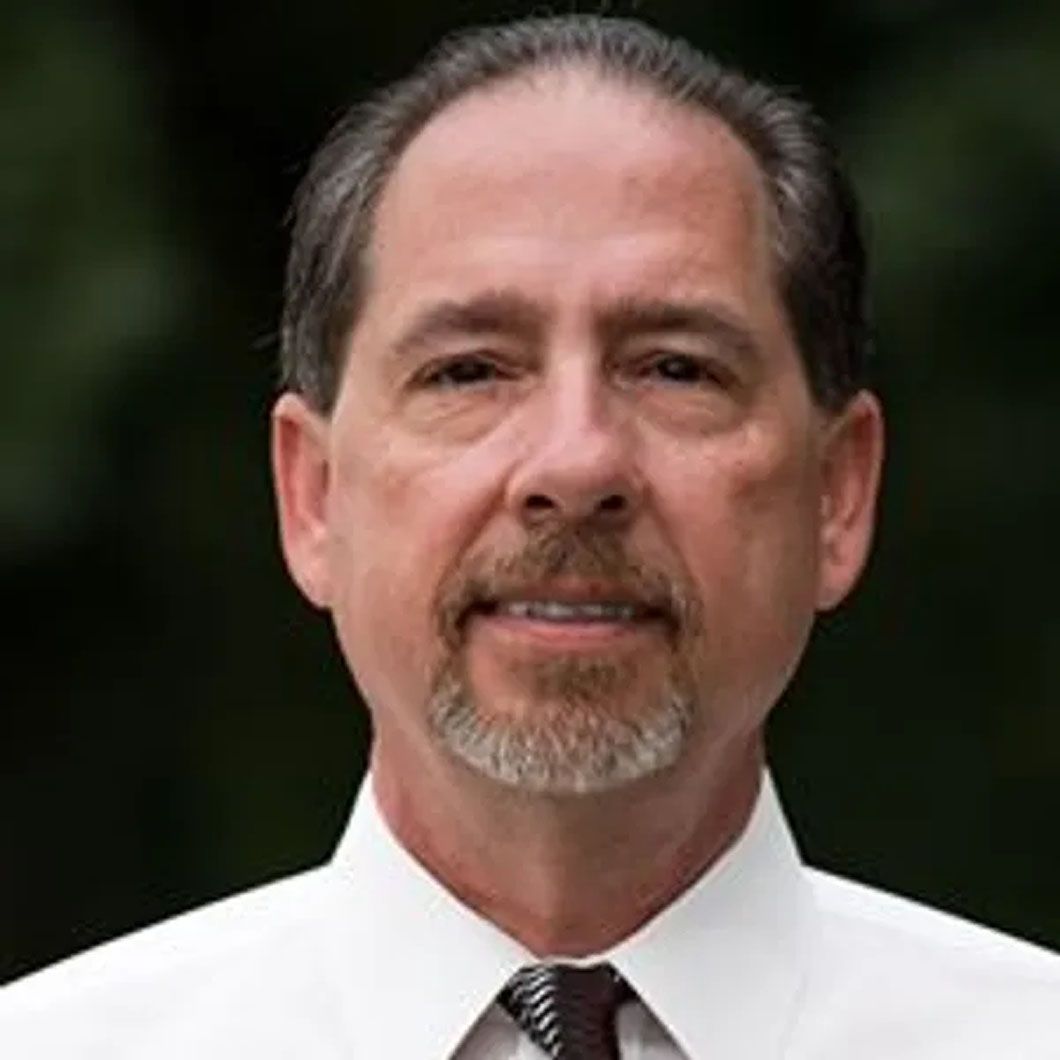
left=426, top=658, right=697, bottom=795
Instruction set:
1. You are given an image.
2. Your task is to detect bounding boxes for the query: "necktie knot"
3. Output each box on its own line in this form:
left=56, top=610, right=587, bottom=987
left=499, top=962, right=632, bottom=1058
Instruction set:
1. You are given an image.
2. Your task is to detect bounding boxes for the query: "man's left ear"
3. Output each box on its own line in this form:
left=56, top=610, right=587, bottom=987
left=816, top=389, right=885, bottom=611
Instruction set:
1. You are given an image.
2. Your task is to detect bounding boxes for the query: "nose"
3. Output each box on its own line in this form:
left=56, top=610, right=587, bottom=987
left=505, top=377, right=641, bottom=530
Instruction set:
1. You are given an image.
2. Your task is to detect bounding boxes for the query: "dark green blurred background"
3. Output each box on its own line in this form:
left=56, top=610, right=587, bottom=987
left=4, top=0, right=1059, bottom=982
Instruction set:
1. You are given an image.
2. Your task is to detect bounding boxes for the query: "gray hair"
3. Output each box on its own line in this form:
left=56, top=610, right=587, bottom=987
left=281, top=14, right=869, bottom=412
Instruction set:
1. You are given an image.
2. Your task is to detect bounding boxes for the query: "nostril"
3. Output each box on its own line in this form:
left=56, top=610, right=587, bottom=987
left=524, top=494, right=555, bottom=511
left=518, top=490, right=631, bottom=524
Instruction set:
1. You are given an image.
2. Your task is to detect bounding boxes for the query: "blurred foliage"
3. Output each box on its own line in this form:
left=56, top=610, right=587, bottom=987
left=4, top=0, right=1059, bottom=981
left=2, top=8, right=190, bottom=555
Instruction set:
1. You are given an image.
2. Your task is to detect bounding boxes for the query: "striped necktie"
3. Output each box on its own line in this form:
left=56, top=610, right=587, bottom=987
left=498, top=962, right=632, bottom=1058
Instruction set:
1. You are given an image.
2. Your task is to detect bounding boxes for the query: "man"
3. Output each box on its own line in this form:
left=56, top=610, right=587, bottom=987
left=4, top=14, right=1058, bottom=1059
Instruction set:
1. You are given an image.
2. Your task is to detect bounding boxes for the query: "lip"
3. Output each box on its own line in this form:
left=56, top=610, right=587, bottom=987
left=465, top=607, right=666, bottom=654
left=468, top=579, right=667, bottom=617
left=488, top=578, right=653, bottom=605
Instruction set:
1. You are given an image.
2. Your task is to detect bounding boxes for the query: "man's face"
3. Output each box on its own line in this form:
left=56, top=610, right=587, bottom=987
left=273, top=71, right=881, bottom=795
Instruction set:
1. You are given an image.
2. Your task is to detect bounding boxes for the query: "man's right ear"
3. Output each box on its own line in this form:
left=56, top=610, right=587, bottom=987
left=271, top=392, right=332, bottom=609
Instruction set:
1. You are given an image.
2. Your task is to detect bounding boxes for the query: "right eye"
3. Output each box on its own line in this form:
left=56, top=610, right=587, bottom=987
left=420, top=354, right=503, bottom=389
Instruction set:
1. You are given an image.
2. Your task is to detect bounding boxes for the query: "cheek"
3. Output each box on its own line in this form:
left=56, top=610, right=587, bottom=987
left=323, top=427, right=508, bottom=705
left=655, top=423, right=823, bottom=670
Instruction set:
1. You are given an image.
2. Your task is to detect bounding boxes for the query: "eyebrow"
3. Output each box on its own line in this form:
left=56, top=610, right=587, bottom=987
left=388, top=290, right=759, bottom=360
left=597, top=296, right=759, bottom=359
left=390, top=291, right=544, bottom=360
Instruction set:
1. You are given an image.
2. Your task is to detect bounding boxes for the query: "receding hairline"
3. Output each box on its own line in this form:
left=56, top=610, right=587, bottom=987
left=401, top=55, right=750, bottom=130
left=387, top=59, right=766, bottom=188
left=358, top=59, right=777, bottom=319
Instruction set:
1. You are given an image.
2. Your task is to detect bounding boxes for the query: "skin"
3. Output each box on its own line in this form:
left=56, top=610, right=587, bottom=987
left=271, top=69, right=884, bottom=955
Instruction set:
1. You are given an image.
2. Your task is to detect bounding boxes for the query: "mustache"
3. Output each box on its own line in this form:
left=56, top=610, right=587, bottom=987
left=435, top=524, right=700, bottom=646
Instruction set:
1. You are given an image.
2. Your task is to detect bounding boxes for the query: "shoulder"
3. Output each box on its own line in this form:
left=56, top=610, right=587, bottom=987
left=796, top=867, right=1060, bottom=1057
left=809, top=868, right=1060, bottom=975
left=0, top=866, right=352, bottom=1058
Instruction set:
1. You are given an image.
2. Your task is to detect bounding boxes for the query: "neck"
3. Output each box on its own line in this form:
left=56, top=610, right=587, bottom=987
left=372, top=730, right=764, bottom=956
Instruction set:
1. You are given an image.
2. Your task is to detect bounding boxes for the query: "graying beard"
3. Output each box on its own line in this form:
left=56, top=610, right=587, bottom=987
left=427, top=663, right=694, bottom=795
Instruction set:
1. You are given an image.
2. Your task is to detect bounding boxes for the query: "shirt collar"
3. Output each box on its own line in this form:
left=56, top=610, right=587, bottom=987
left=605, top=773, right=817, bottom=1058
left=328, top=771, right=816, bottom=1059
left=327, top=777, right=534, bottom=1058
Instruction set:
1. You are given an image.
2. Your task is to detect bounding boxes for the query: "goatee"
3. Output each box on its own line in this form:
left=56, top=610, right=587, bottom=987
left=427, top=524, right=702, bottom=794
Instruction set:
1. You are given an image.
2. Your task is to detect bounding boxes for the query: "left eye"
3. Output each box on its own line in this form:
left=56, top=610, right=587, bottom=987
left=643, top=353, right=714, bottom=384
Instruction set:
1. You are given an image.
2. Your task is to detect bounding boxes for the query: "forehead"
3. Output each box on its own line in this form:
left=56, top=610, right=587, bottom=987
left=362, top=68, right=776, bottom=327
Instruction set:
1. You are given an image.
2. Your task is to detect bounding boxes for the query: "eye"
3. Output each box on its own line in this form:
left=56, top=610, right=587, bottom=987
left=420, top=354, right=503, bottom=389
left=641, top=352, right=720, bottom=385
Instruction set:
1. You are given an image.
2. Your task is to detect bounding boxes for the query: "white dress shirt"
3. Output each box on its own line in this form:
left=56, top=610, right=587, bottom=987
left=4, top=772, right=1060, bottom=1058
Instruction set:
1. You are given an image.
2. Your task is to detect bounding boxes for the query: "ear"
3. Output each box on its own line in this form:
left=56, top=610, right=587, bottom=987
left=815, top=389, right=885, bottom=611
left=271, top=392, right=333, bottom=609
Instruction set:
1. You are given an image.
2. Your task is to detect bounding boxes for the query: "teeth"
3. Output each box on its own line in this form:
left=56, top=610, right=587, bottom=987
left=498, top=601, right=638, bottom=621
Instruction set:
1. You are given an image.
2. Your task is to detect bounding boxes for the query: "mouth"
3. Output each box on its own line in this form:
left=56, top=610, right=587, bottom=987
left=474, top=599, right=661, bottom=622
left=459, top=583, right=674, bottom=650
